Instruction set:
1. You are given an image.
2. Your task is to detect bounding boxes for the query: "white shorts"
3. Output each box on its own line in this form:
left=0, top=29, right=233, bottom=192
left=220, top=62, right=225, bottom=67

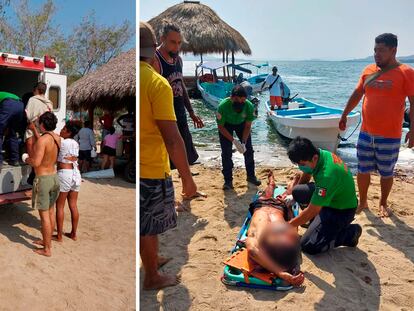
left=58, top=169, right=81, bottom=192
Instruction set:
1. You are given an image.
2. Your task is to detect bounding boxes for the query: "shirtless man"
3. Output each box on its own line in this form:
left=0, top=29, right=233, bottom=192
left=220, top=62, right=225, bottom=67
left=246, top=172, right=304, bottom=286
left=24, top=112, right=61, bottom=257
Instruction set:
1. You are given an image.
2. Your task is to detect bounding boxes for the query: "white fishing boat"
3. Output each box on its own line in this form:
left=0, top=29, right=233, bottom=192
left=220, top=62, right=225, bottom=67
left=265, top=97, right=361, bottom=152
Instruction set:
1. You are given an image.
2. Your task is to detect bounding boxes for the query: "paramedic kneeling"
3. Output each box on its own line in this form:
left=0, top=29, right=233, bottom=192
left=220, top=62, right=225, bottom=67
left=287, top=137, right=362, bottom=255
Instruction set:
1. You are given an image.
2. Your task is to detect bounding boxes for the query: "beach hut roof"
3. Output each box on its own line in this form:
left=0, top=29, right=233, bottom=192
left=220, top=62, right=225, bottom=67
left=148, top=1, right=251, bottom=56
left=67, top=49, right=136, bottom=111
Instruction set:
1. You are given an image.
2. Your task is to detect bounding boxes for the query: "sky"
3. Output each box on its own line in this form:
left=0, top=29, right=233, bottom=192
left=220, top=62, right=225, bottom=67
left=139, top=0, right=414, bottom=61
left=5, top=0, right=136, bottom=48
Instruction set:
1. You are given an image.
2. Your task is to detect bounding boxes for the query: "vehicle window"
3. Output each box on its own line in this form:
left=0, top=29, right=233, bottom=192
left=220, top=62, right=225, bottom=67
left=48, top=86, right=60, bottom=110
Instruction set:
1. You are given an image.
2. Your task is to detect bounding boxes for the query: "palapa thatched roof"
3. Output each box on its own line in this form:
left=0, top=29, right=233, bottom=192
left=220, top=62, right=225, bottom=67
left=67, top=49, right=135, bottom=111
left=148, top=1, right=251, bottom=56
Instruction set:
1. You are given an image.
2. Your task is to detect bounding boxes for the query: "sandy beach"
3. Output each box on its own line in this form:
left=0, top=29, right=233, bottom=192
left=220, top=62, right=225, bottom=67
left=0, top=177, right=136, bottom=310
left=140, top=164, right=414, bottom=311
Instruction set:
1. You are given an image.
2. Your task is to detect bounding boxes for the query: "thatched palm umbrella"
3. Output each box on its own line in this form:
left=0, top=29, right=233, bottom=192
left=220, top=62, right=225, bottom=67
left=67, top=48, right=136, bottom=121
left=147, top=1, right=251, bottom=59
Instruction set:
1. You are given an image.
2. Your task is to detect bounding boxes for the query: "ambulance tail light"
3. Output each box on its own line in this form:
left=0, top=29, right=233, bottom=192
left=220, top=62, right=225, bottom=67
left=44, top=55, right=56, bottom=69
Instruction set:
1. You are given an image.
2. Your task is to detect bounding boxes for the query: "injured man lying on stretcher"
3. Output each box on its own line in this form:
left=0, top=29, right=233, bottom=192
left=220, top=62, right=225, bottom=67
left=246, top=171, right=305, bottom=286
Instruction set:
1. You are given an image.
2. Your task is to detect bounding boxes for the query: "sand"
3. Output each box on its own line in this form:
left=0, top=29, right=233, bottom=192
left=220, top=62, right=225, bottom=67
left=140, top=164, right=414, bottom=311
left=0, top=177, right=136, bottom=310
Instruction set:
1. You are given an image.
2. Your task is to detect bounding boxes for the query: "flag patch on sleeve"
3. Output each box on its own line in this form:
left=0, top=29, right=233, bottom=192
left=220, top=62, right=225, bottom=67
left=317, top=187, right=327, bottom=197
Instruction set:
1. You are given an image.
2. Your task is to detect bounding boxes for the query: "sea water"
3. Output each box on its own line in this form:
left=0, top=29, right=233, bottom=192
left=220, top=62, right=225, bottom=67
left=182, top=60, right=411, bottom=172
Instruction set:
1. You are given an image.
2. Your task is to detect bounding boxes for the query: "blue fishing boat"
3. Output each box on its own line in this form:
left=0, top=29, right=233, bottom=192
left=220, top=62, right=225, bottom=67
left=196, top=61, right=233, bottom=108
left=233, top=62, right=269, bottom=93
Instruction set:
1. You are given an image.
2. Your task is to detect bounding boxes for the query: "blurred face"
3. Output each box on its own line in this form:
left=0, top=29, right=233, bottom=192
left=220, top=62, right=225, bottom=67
left=272, top=69, right=278, bottom=75
left=161, top=31, right=182, bottom=58
left=231, top=96, right=246, bottom=112
left=374, top=42, right=396, bottom=68
left=262, top=222, right=298, bottom=249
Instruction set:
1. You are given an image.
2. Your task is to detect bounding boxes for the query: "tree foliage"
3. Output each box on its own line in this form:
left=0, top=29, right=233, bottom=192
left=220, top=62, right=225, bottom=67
left=0, top=1, right=133, bottom=83
left=0, top=0, right=56, bottom=56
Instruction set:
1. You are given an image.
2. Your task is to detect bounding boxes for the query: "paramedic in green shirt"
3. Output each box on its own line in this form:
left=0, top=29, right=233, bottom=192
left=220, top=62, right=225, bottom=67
left=216, top=85, right=261, bottom=190
left=0, top=91, right=25, bottom=168
left=287, top=137, right=362, bottom=255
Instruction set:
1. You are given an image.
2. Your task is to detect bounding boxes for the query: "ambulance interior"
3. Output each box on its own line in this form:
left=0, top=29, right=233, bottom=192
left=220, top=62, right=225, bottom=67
left=0, top=67, right=40, bottom=100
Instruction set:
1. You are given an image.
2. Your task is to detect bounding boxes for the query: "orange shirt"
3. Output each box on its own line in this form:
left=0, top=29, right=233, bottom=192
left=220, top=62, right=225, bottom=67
left=356, top=63, right=414, bottom=138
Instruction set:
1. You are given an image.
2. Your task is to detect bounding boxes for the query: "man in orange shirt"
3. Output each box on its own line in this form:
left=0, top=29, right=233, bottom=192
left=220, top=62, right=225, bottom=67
left=340, top=33, right=414, bottom=217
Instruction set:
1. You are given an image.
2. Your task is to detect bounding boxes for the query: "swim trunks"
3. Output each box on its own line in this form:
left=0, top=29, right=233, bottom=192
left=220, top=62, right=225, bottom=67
left=32, top=174, right=60, bottom=210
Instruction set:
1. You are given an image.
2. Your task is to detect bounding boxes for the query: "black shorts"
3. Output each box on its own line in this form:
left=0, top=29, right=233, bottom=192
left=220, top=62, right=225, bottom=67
left=249, top=197, right=290, bottom=221
left=102, top=146, right=116, bottom=157
left=140, top=177, right=176, bottom=236
left=79, top=150, right=91, bottom=161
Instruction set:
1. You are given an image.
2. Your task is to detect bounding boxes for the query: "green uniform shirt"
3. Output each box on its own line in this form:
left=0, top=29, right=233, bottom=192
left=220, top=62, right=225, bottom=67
left=216, top=97, right=255, bottom=126
left=310, top=149, right=357, bottom=209
left=0, top=92, right=20, bottom=104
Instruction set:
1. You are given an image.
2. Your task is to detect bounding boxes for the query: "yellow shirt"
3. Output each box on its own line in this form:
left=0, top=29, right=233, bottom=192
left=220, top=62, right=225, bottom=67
left=140, top=61, right=176, bottom=179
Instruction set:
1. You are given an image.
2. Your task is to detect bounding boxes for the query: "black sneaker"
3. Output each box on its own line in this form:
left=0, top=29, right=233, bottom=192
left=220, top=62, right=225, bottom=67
left=345, top=224, right=362, bottom=247
left=223, top=182, right=234, bottom=190
left=246, top=176, right=261, bottom=186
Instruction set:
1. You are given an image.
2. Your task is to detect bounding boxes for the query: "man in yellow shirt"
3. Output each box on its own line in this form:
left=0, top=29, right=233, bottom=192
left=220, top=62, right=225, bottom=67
left=140, top=21, right=197, bottom=290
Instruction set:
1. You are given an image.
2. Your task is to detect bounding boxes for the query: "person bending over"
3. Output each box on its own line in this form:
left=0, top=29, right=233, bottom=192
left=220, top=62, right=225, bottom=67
left=246, top=171, right=304, bottom=286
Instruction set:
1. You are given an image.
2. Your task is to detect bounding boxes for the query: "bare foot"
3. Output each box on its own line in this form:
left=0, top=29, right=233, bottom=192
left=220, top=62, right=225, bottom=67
left=158, top=256, right=172, bottom=268
left=33, top=239, right=44, bottom=246
left=267, top=170, right=275, bottom=185
left=52, top=235, right=63, bottom=242
left=143, top=273, right=180, bottom=290
left=379, top=205, right=392, bottom=218
left=356, top=202, right=369, bottom=214
left=181, top=191, right=207, bottom=201
left=33, top=248, right=51, bottom=257
left=64, top=232, right=77, bottom=241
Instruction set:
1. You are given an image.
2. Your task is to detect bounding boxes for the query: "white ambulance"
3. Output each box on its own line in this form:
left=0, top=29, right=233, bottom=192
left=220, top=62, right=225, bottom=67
left=0, top=52, right=67, bottom=202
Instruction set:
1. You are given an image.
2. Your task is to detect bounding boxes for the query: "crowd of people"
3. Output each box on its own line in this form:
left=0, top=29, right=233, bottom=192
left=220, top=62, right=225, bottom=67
left=0, top=82, right=136, bottom=257
left=140, top=21, right=414, bottom=290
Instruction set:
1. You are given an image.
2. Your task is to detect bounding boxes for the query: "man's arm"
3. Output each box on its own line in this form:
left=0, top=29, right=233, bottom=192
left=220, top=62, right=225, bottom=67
left=89, top=130, right=96, bottom=149
left=339, top=88, right=364, bottom=130
left=218, top=124, right=234, bottom=142
left=242, top=121, right=252, bottom=143
left=289, top=203, right=322, bottom=227
left=182, top=81, right=204, bottom=128
left=298, top=172, right=312, bottom=184
left=25, top=137, right=46, bottom=168
left=27, top=122, right=40, bottom=140
left=156, top=120, right=197, bottom=197
left=405, top=96, right=414, bottom=148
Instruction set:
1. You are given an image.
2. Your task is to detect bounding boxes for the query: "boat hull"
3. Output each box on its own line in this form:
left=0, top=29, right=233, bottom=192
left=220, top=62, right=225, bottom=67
left=265, top=98, right=360, bottom=152
left=197, top=80, right=222, bottom=109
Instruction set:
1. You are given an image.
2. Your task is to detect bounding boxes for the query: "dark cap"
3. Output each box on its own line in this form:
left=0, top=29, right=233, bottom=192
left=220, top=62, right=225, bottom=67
left=140, top=21, right=157, bottom=58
